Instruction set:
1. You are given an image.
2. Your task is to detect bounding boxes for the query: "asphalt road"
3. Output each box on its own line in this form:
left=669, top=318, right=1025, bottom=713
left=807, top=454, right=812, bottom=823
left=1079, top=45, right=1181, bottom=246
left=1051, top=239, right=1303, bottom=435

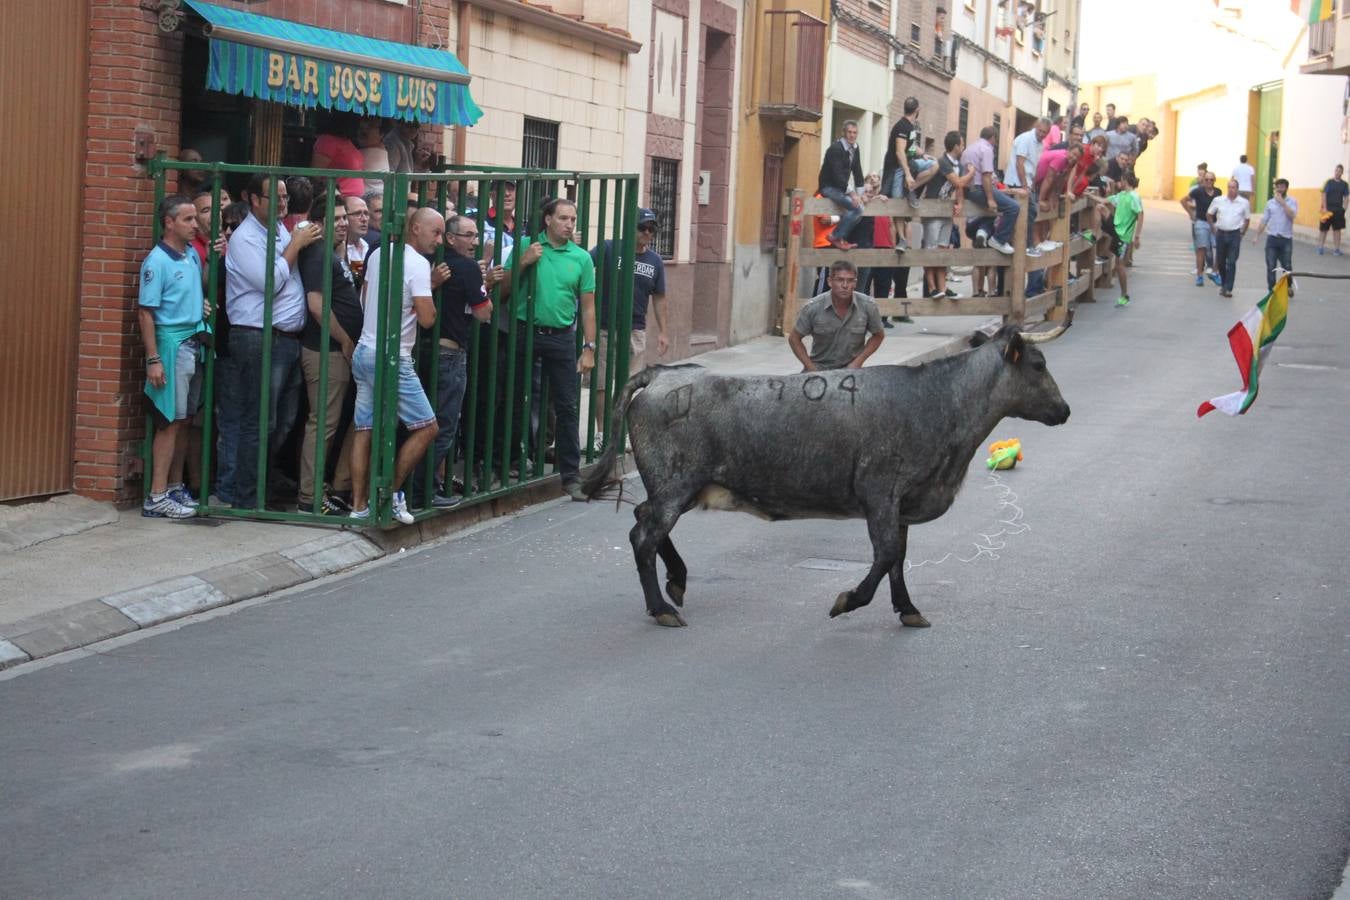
left=3, top=207, right=1348, bottom=899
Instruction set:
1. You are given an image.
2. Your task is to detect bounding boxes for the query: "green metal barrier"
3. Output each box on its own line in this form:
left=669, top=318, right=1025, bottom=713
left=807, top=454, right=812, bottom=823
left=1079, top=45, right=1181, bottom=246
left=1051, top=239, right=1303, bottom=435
left=145, top=157, right=638, bottom=528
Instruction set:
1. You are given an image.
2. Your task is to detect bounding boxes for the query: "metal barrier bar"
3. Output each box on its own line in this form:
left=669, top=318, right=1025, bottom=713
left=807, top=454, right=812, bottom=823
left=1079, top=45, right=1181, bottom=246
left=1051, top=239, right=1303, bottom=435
left=309, top=176, right=336, bottom=516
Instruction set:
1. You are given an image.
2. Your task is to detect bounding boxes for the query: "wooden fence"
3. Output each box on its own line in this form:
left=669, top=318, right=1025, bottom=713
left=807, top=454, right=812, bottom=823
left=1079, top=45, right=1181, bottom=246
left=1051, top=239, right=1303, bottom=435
left=778, top=189, right=1112, bottom=332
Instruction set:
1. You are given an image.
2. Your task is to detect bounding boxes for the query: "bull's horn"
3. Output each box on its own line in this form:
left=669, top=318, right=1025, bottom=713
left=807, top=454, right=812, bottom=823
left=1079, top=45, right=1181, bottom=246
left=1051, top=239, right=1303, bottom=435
left=1020, top=308, right=1074, bottom=344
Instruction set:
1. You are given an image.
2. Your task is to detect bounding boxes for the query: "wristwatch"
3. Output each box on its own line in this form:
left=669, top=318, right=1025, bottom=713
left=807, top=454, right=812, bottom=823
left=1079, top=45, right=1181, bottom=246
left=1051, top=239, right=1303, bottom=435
left=581, top=340, right=596, bottom=351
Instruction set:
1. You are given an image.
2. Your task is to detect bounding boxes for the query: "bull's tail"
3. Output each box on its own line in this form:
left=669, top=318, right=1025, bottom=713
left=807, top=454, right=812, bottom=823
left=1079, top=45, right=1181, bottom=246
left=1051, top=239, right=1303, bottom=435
left=580, top=364, right=697, bottom=500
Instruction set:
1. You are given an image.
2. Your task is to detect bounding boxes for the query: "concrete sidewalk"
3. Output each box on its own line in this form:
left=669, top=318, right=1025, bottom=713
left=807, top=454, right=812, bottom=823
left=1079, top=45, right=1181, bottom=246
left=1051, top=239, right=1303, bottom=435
left=0, top=314, right=993, bottom=671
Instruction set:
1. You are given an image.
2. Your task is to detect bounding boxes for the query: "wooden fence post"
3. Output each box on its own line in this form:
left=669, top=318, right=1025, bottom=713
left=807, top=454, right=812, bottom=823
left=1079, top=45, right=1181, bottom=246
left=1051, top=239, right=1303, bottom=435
left=781, top=188, right=805, bottom=334
left=1009, top=191, right=1029, bottom=325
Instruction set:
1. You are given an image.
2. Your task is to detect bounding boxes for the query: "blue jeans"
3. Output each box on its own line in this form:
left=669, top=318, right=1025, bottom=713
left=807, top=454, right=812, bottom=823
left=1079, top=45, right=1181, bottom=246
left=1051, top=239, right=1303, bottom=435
left=965, top=186, right=1020, bottom=245
left=1215, top=229, right=1242, bottom=293
left=890, top=159, right=936, bottom=198
left=213, top=355, right=240, bottom=504
left=1264, top=235, right=1292, bottom=290
left=230, top=327, right=302, bottom=508
left=819, top=185, right=863, bottom=243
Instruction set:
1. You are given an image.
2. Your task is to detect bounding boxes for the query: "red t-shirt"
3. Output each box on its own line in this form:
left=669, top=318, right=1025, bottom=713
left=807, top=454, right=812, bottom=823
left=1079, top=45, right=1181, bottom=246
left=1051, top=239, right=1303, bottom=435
left=872, top=215, right=894, bottom=248
left=312, top=133, right=365, bottom=198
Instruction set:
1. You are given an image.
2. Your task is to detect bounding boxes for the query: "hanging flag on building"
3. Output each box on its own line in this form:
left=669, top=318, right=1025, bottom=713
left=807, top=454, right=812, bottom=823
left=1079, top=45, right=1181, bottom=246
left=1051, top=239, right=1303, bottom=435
left=1197, top=276, right=1290, bottom=418
left=1307, top=0, right=1334, bottom=24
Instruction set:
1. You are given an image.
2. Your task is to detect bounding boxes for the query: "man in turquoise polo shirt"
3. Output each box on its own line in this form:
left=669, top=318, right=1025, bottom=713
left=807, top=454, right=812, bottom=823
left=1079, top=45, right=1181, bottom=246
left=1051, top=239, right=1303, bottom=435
left=500, top=197, right=597, bottom=499
left=137, top=194, right=211, bottom=518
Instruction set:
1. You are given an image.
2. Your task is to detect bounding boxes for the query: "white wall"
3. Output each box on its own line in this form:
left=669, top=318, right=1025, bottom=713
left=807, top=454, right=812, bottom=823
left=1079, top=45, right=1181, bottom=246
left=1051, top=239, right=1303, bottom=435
left=1279, top=37, right=1350, bottom=193
left=1172, top=91, right=1248, bottom=182
left=823, top=42, right=892, bottom=177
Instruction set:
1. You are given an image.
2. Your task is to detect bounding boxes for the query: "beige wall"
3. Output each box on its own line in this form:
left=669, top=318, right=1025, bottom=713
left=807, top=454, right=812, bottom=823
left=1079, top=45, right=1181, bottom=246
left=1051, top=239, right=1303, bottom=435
left=452, top=8, right=629, bottom=173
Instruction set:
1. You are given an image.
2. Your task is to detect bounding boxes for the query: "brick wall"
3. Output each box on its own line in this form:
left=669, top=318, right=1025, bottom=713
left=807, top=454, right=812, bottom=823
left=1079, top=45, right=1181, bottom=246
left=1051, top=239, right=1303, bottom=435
left=75, top=0, right=441, bottom=502
left=834, top=0, right=891, bottom=67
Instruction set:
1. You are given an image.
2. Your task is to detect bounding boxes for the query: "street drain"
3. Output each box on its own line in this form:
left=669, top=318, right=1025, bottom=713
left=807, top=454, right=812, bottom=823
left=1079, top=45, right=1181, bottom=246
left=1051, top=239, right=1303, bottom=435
left=794, top=557, right=871, bottom=572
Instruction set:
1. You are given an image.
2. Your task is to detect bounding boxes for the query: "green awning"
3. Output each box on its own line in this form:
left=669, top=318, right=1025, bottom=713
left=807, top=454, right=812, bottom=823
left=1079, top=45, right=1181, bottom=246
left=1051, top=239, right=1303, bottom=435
left=185, top=0, right=482, bottom=126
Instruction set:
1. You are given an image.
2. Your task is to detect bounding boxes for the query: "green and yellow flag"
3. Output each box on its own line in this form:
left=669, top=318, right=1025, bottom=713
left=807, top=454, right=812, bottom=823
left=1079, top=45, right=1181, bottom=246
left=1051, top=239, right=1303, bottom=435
left=1307, top=0, right=1333, bottom=24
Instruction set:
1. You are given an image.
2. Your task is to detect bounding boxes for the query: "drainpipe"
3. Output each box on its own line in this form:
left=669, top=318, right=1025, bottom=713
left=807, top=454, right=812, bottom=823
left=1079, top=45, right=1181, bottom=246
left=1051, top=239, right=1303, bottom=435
left=453, top=0, right=470, bottom=165
left=982, top=0, right=993, bottom=90
left=1069, top=5, right=1081, bottom=110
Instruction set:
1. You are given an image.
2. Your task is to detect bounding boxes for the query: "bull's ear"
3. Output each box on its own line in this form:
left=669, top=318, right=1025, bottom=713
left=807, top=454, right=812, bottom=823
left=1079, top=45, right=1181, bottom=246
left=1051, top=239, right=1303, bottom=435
left=1003, top=331, right=1026, bottom=365
left=970, top=331, right=991, bottom=348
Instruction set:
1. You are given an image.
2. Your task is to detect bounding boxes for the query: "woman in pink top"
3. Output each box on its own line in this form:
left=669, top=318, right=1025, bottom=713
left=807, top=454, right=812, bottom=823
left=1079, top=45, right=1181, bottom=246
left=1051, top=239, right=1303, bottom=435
left=310, top=117, right=365, bottom=199
left=1031, top=142, right=1083, bottom=250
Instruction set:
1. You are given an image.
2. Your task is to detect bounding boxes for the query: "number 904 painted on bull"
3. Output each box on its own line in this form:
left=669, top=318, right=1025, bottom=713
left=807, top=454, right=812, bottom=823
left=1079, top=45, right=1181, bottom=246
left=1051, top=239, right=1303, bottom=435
left=578, top=317, right=1072, bottom=629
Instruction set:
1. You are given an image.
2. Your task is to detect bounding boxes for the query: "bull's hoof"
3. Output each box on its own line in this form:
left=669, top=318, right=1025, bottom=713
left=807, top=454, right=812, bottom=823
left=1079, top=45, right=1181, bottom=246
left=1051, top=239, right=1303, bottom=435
left=666, top=581, right=686, bottom=608
left=654, top=611, right=688, bottom=628
left=829, top=591, right=854, bottom=618
left=899, top=612, right=931, bottom=628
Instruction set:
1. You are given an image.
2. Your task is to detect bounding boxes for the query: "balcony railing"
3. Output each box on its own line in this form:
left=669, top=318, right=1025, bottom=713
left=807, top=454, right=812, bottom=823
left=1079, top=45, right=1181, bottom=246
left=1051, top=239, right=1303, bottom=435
left=1310, top=17, right=1335, bottom=58
left=759, top=10, right=826, bottom=121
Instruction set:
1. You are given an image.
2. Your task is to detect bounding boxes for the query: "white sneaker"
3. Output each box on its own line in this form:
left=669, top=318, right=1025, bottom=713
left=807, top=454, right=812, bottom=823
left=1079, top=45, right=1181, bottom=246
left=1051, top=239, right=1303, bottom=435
left=1036, top=240, right=1061, bottom=252
left=1026, top=246, right=1043, bottom=257
left=987, top=238, right=1014, bottom=255
left=349, top=506, right=370, bottom=522
left=391, top=490, right=415, bottom=525
left=142, top=493, right=195, bottom=519
left=974, top=229, right=989, bottom=248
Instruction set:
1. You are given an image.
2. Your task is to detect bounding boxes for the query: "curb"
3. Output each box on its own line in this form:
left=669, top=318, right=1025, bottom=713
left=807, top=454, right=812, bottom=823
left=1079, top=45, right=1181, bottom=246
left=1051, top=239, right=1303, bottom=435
left=0, top=531, right=382, bottom=670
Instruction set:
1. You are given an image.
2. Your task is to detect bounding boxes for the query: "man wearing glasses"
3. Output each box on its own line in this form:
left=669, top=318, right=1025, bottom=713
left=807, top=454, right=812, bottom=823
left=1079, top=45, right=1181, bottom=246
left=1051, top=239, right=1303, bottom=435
left=421, top=214, right=496, bottom=508
left=589, top=208, right=668, bottom=441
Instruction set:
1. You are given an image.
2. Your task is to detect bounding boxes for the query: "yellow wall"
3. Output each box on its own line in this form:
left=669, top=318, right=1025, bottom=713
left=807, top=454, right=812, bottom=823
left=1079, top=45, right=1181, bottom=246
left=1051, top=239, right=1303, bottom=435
left=1080, top=74, right=1169, bottom=198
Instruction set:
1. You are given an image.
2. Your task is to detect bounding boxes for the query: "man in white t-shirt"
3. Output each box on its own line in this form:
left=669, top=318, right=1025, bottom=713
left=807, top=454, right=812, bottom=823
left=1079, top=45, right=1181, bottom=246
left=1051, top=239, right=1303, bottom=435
left=348, top=207, right=446, bottom=524
left=1232, top=155, right=1256, bottom=203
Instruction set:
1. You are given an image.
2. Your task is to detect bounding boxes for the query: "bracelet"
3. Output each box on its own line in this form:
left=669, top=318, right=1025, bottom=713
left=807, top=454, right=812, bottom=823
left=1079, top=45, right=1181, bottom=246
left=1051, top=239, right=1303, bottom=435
left=146, top=356, right=162, bottom=365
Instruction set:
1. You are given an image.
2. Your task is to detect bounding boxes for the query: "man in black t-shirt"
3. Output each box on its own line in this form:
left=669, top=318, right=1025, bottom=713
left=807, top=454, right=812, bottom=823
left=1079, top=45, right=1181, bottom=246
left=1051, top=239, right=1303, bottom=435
left=1181, top=171, right=1222, bottom=287
left=297, top=196, right=365, bottom=512
left=1319, top=164, right=1348, bottom=256
left=422, top=213, right=495, bottom=508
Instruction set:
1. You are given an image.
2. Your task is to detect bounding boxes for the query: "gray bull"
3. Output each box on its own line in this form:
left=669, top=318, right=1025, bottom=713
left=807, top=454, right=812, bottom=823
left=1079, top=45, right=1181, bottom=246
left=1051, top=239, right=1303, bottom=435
left=579, top=323, right=1072, bottom=627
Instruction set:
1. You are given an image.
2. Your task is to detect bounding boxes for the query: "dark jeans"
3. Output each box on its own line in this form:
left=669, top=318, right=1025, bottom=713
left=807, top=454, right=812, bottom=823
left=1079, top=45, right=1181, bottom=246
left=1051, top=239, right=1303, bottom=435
left=1264, top=235, right=1292, bottom=290
left=820, top=185, right=863, bottom=243
left=865, top=266, right=898, bottom=299
left=432, top=346, right=470, bottom=475
left=213, top=355, right=240, bottom=504
left=1215, top=229, right=1242, bottom=293
left=965, top=186, right=1020, bottom=245
left=513, top=329, right=581, bottom=483
left=230, top=327, right=302, bottom=507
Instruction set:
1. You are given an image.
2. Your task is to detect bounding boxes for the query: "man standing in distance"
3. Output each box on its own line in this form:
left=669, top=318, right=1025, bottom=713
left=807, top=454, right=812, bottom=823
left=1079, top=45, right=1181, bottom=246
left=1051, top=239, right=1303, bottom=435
left=498, top=198, right=597, bottom=500
left=363, top=190, right=385, bottom=248
left=1232, top=155, right=1256, bottom=204
left=1181, top=171, right=1222, bottom=287
left=789, top=260, right=885, bottom=371
left=817, top=120, right=867, bottom=250
left=341, top=194, right=372, bottom=276
left=349, top=207, right=445, bottom=524
left=1318, top=163, right=1348, bottom=256
left=1251, top=177, right=1298, bottom=291
left=589, top=207, right=669, bottom=440
left=1207, top=177, right=1251, bottom=298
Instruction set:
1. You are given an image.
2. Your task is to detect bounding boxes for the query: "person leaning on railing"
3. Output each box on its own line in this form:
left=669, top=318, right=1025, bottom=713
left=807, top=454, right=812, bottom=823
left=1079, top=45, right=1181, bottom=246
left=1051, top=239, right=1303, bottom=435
left=497, top=197, right=597, bottom=501
left=223, top=174, right=322, bottom=509
left=296, top=195, right=363, bottom=515
left=348, top=208, right=447, bottom=525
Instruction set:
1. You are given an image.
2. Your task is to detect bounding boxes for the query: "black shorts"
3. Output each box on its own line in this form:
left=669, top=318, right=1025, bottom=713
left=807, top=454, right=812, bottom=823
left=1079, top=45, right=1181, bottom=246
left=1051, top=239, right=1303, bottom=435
left=1320, top=209, right=1345, bottom=232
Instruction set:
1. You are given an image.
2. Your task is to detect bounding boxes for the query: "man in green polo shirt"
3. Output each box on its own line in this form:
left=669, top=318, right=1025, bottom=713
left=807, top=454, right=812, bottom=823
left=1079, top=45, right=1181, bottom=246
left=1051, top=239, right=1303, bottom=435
left=500, top=197, right=597, bottom=499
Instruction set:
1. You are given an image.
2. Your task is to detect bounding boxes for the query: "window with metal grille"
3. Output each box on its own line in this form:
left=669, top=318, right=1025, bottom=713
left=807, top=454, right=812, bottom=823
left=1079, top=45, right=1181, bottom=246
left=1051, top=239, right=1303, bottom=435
left=958, top=99, right=970, bottom=145
left=522, top=118, right=559, bottom=169
left=760, top=153, right=784, bottom=250
left=992, top=113, right=1002, bottom=147
left=649, top=158, right=679, bottom=259
left=910, top=23, right=921, bottom=46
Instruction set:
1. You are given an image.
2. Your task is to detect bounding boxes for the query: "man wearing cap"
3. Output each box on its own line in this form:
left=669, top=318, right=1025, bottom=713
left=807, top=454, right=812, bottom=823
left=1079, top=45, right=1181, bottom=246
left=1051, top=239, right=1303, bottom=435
left=589, top=207, right=668, bottom=440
